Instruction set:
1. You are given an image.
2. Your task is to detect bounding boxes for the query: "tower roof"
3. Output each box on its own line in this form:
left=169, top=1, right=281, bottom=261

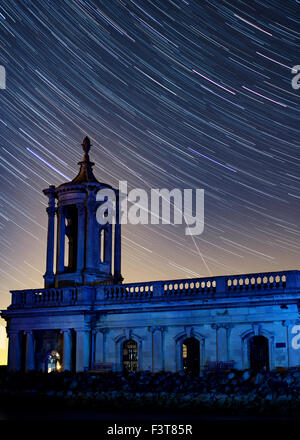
left=53, top=136, right=114, bottom=193
left=71, top=136, right=99, bottom=184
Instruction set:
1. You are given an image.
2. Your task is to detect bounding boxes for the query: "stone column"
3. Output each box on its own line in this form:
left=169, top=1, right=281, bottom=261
left=94, top=329, right=105, bottom=364
left=75, top=329, right=90, bottom=372
left=76, top=204, right=86, bottom=273
left=61, top=329, right=72, bottom=371
left=24, top=331, right=35, bottom=372
left=56, top=206, right=65, bottom=273
left=114, top=192, right=122, bottom=282
left=43, top=186, right=56, bottom=287
left=150, top=327, right=164, bottom=372
left=45, top=209, right=56, bottom=275
left=7, top=331, right=21, bottom=372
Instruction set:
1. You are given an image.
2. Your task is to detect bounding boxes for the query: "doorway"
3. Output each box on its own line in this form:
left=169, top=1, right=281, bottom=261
left=182, top=337, right=200, bottom=376
left=122, top=339, right=138, bottom=372
left=248, top=335, right=269, bottom=371
left=46, top=350, right=61, bottom=373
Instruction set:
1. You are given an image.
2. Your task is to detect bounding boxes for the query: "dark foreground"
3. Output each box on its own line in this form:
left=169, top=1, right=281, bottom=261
left=0, top=367, right=299, bottom=421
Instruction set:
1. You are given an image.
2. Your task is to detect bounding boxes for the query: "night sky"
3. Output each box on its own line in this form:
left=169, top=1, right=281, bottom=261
left=0, top=1, right=299, bottom=359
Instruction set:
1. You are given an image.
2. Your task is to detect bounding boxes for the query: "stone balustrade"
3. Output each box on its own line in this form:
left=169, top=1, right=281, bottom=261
left=11, top=287, right=81, bottom=307
left=226, top=272, right=288, bottom=292
left=9, top=270, right=300, bottom=308
left=103, top=270, right=300, bottom=300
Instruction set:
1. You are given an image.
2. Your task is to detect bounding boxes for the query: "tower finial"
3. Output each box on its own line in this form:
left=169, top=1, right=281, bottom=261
left=70, top=136, right=99, bottom=184
left=82, top=136, right=91, bottom=155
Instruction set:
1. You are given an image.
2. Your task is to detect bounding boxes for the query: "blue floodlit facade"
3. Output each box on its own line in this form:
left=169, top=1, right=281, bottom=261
left=1, top=137, right=300, bottom=374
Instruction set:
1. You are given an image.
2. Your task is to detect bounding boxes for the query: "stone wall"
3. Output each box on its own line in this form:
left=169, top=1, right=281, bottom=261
left=1, top=369, right=300, bottom=417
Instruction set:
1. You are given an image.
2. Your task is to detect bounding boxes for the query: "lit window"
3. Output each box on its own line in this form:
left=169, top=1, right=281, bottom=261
left=47, top=350, right=61, bottom=373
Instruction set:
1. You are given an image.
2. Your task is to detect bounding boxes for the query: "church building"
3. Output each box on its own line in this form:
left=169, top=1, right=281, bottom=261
left=1, top=137, right=300, bottom=374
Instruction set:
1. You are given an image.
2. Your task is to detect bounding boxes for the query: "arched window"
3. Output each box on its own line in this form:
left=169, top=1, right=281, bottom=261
left=64, top=205, right=78, bottom=272
left=122, top=339, right=138, bottom=372
left=182, top=337, right=200, bottom=376
left=46, top=350, right=61, bottom=373
left=248, top=336, right=269, bottom=371
left=100, top=228, right=105, bottom=262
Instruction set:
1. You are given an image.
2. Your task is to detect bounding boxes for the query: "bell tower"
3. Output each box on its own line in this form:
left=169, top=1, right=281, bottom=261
left=42, top=136, right=122, bottom=288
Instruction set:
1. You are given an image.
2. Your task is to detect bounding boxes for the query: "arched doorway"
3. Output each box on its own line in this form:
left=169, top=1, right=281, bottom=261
left=248, top=336, right=269, bottom=371
left=183, top=337, right=200, bottom=376
left=122, top=339, right=138, bottom=372
left=46, top=350, right=61, bottom=373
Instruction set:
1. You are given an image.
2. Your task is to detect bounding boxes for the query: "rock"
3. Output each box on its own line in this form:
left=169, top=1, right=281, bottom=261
left=2, top=369, right=300, bottom=415
left=253, top=372, right=264, bottom=385
left=45, top=390, right=55, bottom=396
left=196, top=394, right=210, bottom=402
left=284, top=376, right=294, bottom=386
left=69, top=380, right=78, bottom=389
left=242, top=370, right=251, bottom=381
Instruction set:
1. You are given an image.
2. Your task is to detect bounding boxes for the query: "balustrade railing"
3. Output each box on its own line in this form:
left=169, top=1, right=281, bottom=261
left=103, top=270, right=300, bottom=300
left=11, top=287, right=79, bottom=307
left=226, top=273, right=287, bottom=292
left=104, top=282, right=154, bottom=300
left=10, top=270, right=300, bottom=308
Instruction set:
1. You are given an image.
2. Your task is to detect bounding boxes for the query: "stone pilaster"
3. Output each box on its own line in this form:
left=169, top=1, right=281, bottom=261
left=75, top=329, right=90, bottom=372
left=212, top=323, right=232, bottom=362
left=7, top=331, right=21, bottom=372
left=94, top=329, right=106, bottom=364
left=150, top=326, right=165, bottom=372
left=61, top=329, right=73, bottom=371
left=94, top=219, right=101, bottom=268
left=282, top=320, right=300, bottom=368
left=24, top=331, right=35, bottom=372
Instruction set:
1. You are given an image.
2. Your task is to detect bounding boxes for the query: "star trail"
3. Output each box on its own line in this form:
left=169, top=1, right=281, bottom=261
left=0, top=1, right=299, bottom=351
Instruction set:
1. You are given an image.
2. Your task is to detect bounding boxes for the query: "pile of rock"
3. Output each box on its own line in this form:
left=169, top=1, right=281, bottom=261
left=0, top=368, right=299, bottom=416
